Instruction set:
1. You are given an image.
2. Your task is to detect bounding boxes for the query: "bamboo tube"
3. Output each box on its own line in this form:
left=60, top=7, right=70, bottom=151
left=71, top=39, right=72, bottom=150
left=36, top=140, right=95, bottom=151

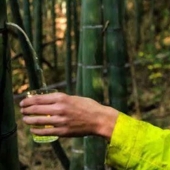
left=70, top=6, right=84, bottom=170
left=0, top=1, right=20, bottom=169
left=103, top=0, right=128, bottom=112
left=66, top=0, right=72, bottom=94
left=82, top=0, right=106, bottom=169
left=33, top=0, right=43, bottom=67
left=51, top=141, right=70, bottom=170
left=72, top=0, right=79, bottom=60
left=23, top=0, right=32, bottom=42
left=51, top=0, right=58, bottom=70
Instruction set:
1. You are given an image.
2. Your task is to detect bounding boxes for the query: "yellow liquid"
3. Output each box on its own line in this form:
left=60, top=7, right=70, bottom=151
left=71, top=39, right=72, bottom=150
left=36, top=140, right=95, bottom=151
left=32, top=134, right=58, bottom=143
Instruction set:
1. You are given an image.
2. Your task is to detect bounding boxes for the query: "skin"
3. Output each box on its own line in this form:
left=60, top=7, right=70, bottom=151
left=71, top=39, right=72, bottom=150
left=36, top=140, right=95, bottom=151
left=20, top=92, right=119, bottom=140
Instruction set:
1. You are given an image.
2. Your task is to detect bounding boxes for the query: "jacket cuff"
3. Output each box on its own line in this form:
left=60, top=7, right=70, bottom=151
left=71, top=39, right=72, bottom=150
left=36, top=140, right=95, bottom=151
left=105, top=112, right=142, bottom=169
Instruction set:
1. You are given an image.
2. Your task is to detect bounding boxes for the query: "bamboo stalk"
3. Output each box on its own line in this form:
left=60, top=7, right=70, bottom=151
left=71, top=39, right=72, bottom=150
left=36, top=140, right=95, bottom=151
left=23, top=0, right=32, bottom=42
left=51, top=0, right=58, bottom=70
left=0, top=1, right=20, bottom=169
left=66, top=0, right=72, bottom=94
left=103, top=0, right=128, bottom=114
left=82, top=0, right=106, bottom=169
left=70, top=6, right=84, bottom=170
left=51, top=141, right=70, bottom=170
left=33, top=0, right=43, bottom=67
left=72, top=0, right=79, bottom=60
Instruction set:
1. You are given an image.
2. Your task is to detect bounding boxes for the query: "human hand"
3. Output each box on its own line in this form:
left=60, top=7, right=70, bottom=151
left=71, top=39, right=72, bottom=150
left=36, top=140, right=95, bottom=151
left=20, top=92, right=118, bottom=140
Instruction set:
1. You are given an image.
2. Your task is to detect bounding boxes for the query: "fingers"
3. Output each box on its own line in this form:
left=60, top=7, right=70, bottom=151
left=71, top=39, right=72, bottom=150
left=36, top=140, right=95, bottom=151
left=23, top=114, right=68, bottom=127
left=30, top=127, right=68, bottom=137
left=23, top=115, right=55, bottom=125
left=20, top=103, right=66, bottom=116
left=20, top=92, right=68, bottom=107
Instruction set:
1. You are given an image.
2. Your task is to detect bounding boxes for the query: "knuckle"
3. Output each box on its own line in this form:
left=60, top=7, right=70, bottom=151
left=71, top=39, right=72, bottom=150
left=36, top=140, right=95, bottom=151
left=25, top=105, right=39, bottom=115
left=33, top=95, right=43, bottom=103
left=32, top=119, right=39, bottom=125
left=60, top=128, right=69, bottom=136
left=57, top=93, right=69, bottom=102
left=53, top=104, right=67, bottom=114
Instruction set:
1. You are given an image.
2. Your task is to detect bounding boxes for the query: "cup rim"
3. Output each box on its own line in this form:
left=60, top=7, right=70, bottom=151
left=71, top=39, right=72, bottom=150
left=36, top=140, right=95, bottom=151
left=26, top=89, right=57, bottom=96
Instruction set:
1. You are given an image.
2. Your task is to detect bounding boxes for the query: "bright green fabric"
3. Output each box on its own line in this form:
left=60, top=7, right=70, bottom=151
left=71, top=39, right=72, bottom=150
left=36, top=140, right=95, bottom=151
left=105, top=112, right=170, bottom=170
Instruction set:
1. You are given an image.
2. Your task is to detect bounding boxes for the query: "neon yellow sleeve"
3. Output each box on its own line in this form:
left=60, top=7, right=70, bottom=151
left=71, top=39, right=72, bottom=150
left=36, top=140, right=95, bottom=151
left=105, top=112, right=170, bottom=170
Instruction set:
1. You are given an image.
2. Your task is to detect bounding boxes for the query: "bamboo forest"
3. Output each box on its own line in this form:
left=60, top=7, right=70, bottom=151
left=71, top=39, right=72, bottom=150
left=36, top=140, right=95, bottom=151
left=1, top=0, right=170, bottom=170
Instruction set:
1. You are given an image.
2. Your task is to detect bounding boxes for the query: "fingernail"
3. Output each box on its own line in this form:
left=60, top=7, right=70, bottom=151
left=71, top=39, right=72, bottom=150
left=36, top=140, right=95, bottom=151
left=22, top=116, right=26, bottom=122
left=20, top=101, right=24, bottom=107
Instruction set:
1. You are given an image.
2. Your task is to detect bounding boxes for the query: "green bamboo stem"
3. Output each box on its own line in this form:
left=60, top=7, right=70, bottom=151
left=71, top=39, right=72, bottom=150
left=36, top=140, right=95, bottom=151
left=66, top=0, right=72, bottom=94
left=82, top=0, right=106, bottom=169
left=76, top=29, right=83, bottom=96
left=51, top=141, right=70, bottom=170
left=70, top=138, right=84, bottom=170
left=33, top=0, right=43, bottom=67
left=103, top=0, right=128, bottom=113
left=51, top=0, right=58, bottom=70
left=104, top=2, right=128, bottom=169
left=0, top=1, right=20, bottom=169
left=8, top=0, right=40, bottom=89
left=23, top=0, right=32, bottom=42
left=72, top=0, right=79, bottom=60
left=70, top=10, right=84, bottom=170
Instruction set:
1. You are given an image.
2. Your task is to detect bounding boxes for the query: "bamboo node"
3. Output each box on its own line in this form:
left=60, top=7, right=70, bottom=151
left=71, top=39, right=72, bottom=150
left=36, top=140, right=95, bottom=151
left=0, top=124, right=17, bottom=141
left=72, top=148, right=84, bottom=154
left=83, top=25, right=103, bottom=29
left=78, top=63, right=103, bottom=69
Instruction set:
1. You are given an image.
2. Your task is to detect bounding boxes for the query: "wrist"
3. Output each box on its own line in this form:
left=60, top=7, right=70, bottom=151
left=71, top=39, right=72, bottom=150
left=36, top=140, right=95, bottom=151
left=95, top=106, right=119, bottom=141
